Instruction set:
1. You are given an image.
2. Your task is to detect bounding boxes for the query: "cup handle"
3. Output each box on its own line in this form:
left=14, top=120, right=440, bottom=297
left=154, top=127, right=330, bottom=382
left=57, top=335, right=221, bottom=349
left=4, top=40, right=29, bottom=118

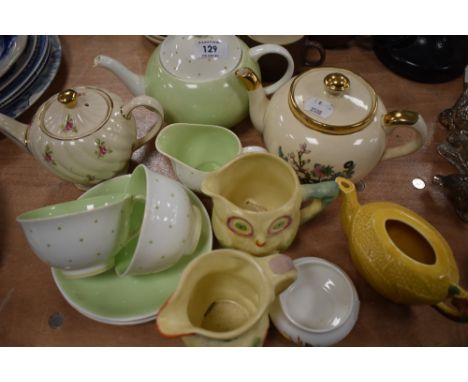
left=248, top=44, right=294, bottom=95
left=299, top=181, right=339, bottom=224
left=381, top=111, right=428, bottom=161
left=121, top=95, right=165, bottom=151
left=241, top=145, right=267, bottom=154
left=303, top=39, right=326, bottom=67
left=182, top=205, right=202, bottom=256
left=433, top=284, right=468, bottom=323
left=253, top=254, right=297, bottom=296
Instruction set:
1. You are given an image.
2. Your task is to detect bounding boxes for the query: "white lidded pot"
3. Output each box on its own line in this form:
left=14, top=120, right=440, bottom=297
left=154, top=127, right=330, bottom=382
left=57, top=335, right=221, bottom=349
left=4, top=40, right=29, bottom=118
left=236, top=66, right=428, bottom=183
left=0, top=87, right=164, bottom=188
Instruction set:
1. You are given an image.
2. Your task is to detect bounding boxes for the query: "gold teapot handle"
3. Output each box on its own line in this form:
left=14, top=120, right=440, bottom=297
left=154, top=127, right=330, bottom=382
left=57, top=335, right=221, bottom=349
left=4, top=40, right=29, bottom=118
left=381, top=110, right=428, bottom=160
left=433, top=285, right=468, bottom=323
left=121, top=95, right=165, bottom=151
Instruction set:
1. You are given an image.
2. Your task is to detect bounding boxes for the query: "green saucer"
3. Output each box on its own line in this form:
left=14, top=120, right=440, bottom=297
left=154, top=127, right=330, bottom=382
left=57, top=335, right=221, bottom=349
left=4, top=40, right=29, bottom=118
left=51, top=175, right=213, bottom=324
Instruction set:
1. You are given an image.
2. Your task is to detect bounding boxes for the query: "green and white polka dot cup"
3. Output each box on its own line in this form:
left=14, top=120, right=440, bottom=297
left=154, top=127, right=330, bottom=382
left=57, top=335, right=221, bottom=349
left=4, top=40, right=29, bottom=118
left=17, top=194, right=132, bottom=279
left=114, top=164, right=202, bottom=276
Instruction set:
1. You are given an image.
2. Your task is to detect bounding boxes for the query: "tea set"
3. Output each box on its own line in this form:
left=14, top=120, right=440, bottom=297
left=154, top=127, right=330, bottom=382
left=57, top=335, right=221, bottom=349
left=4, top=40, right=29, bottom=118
left=5, top=35, right=468, bottom=347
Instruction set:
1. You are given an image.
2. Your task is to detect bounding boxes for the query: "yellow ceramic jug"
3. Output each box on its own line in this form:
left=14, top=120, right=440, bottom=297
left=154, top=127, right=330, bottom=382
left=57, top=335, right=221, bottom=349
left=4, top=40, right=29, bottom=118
left=156, top=249, right=296, bottom=346
left=336, top=177, right=468, bottom=322
left=201, top=152, right=339, bottom=256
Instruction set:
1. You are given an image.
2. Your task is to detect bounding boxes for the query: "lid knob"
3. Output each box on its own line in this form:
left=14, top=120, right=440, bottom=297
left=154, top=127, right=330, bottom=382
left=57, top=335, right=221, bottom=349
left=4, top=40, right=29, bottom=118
left=324, top=73, right=350, bottom=96
left=57, top=89, right=78, bottom=108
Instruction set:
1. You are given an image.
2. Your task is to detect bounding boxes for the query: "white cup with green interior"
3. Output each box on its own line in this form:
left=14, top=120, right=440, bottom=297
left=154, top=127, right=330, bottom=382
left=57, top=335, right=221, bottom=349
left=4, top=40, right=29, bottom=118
left=17, top=194, right=132, bottom=279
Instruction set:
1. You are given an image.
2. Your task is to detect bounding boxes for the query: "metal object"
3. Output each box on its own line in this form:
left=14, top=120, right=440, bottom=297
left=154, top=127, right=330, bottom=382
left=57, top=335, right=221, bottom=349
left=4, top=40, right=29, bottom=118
left=433, top=174, right=468, bottom=223
left=439, top=87, right=468, bottom=132
left=437, top=130, right=468, bottom=174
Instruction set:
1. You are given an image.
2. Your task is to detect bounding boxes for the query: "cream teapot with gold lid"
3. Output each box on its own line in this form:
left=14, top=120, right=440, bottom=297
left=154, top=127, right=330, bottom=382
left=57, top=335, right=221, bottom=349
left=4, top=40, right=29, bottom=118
left=0, top=87, right=164, bottom=188
left=236, top=66, right=428, bottom=183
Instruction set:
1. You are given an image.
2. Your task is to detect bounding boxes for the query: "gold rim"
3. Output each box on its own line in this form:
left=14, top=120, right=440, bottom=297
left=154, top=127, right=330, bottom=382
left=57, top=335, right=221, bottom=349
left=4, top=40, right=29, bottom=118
left=39, top=87, right=113, bottom=140
left=288, top=67, right=378, bottom=135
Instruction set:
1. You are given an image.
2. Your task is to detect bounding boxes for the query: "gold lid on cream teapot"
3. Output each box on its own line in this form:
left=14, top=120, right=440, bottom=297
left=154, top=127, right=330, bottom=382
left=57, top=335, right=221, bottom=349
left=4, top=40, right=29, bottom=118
left=288, top=67, right=378, bottom=135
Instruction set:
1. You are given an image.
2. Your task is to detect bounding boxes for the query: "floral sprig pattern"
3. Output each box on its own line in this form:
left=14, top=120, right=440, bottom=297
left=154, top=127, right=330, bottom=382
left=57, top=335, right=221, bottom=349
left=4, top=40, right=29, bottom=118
left=95, top=138, right=112, bottom=158
left=44, top=145, right=56, bottom=165
left=63, top=114, right=77, bottom=133
left=278, top=143, right=355, bottom=184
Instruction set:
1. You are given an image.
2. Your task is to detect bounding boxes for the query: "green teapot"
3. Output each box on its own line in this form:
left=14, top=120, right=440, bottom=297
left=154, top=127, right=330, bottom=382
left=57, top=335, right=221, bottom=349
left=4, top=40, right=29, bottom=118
left=94, top=35, right=294, bottom=128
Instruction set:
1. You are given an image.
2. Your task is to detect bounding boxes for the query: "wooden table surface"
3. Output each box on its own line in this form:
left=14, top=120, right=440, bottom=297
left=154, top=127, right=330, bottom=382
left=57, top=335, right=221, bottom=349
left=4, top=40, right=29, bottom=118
left=0, top=36, right=467, bottom=346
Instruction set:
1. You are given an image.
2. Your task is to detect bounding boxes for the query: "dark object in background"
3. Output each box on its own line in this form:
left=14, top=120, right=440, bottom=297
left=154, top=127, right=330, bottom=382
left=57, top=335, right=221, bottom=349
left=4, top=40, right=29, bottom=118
left=439, top=86, right=468, bottom=131
left=437, top=84, right=468, bottom=173
left=433, top=174, right=468, bottom=223
left=437, top=130, right=468, bottom=174
left=311, top=35, right=355, bottom=49
left=374, top=36, right=468, bottom=83
left=239, top=36, right=326, bottom=83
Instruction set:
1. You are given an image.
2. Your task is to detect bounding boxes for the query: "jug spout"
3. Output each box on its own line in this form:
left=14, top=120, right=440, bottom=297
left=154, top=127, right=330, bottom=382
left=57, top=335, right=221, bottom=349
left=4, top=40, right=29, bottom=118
left=235, top=67, right=269, bottom=133
left=94, top=55, right=145, bottom=96
left=335, top=177, right=361, bottom=238
left=0, top=113, right=30, bottom=152
left=200, top=170, right=221, bottom=199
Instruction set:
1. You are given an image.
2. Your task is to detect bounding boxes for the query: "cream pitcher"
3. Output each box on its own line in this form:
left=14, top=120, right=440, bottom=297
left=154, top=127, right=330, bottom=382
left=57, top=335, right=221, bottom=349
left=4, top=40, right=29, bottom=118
left=201, top=152, right=339, bottom=256
left=157, top=249, right=297, bottom=346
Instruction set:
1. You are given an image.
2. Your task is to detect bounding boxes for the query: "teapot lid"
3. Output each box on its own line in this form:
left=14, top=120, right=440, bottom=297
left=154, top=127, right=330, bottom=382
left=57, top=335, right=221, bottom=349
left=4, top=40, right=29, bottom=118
left=159, top=35, right=242, bottom=81
left=39, top=87, right=113, bottom=140
left=288, top=67, right=378, bottom=135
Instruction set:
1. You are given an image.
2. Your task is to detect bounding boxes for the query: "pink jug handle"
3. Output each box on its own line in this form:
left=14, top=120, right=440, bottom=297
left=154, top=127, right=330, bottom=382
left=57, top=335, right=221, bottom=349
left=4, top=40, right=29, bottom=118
left=381, top=110, right=428, bottom=161
left=121, top=95, right=165, bottom=151
left=253, top=254, right=297, bottom=296
left=433, top=284, right=468, bottom=323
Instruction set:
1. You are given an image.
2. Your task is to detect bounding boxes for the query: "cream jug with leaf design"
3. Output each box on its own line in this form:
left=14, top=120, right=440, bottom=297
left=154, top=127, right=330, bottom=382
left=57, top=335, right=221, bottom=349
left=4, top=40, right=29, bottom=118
left=0, top=87, right=164, bottom=188
left=236, top=66, right=428, bottom=183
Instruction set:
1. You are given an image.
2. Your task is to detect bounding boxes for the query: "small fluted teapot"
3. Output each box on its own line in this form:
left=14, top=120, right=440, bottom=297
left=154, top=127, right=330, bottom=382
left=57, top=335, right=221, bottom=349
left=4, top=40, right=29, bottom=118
left=236, top=66, right=428, bottom=183
left=0, top=87, right=164, bottom=188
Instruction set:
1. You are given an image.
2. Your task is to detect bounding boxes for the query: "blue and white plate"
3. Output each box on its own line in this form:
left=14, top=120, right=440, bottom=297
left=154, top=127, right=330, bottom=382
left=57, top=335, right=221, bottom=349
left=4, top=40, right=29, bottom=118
left=0, top=35, right=49, bottom=107
left=0, top=36, right=61, bottom=118
left=0, top=36, right=38, bottom=92
left=0, top=35, right=28, bottom=77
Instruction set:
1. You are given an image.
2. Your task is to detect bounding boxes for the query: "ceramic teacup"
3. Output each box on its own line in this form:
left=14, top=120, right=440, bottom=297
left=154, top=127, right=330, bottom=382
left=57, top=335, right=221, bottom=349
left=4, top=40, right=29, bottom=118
left=155, top=123, right=266, bottom=192
left=17, top=194, right=132, bottom=279
left=201, top=152, right=339, bottom=256
left=114, top=164, right=202, bottom=276
left=269, top=257, right=360, bottom=346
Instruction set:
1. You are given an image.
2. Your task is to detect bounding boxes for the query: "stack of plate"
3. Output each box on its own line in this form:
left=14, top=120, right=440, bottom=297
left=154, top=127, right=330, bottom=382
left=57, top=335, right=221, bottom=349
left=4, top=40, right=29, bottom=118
left=0, top=35, right=62, bottom=118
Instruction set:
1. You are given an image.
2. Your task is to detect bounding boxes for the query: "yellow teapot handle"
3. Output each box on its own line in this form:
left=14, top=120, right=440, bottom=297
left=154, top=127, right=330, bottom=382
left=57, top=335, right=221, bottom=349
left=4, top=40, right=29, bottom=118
left=433, top=285, right=468, bottom=323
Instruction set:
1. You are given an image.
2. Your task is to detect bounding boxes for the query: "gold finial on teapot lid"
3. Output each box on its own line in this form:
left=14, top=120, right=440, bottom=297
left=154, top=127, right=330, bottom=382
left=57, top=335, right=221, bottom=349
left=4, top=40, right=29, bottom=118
left=57, top=89, right=78, bottom=108
left=324, top=73, right=350, bottom=95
